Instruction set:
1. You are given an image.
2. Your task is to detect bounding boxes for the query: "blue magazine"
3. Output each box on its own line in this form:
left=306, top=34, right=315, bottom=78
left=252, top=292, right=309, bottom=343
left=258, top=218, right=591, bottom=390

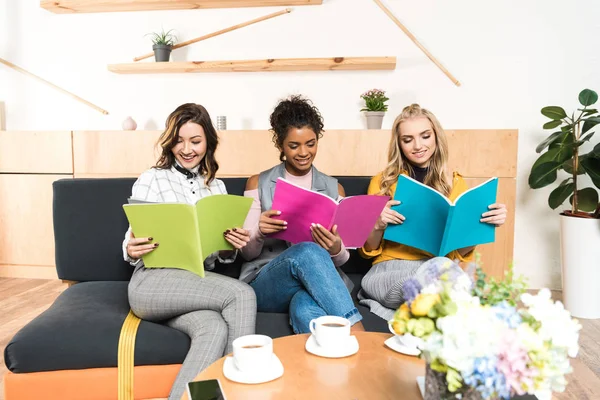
left=383, top=175, right=498, bottom=256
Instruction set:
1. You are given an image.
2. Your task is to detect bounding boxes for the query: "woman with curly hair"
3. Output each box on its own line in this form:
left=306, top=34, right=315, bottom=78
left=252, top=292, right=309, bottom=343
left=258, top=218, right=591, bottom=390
left=358, top=104, right=508, bottom=320
left=122, top=103, right=256, bottom=400
left=239, top=95, right=364, bottom=334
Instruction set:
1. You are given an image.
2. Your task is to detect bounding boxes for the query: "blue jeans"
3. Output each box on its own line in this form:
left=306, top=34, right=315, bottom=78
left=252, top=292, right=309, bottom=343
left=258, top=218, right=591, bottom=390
left=249, top=242, right=362, bottom=333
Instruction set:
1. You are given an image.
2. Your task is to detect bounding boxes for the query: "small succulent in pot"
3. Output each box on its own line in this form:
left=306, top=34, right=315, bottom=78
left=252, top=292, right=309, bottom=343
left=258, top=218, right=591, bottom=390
left=147, top=28, right=177, bottom=62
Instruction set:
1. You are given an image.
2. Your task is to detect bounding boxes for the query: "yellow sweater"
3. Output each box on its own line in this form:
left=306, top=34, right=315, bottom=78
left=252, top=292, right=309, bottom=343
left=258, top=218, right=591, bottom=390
left=359, top=171, right=475, bottom=265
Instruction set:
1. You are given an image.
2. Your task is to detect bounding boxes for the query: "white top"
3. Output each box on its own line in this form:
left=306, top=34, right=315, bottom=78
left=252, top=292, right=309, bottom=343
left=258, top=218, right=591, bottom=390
left=121, top=163, right=236, bottom=269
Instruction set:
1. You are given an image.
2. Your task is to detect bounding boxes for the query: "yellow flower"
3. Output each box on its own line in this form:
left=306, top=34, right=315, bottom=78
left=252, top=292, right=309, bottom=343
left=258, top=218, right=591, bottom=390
left=391, top=319, right=407, bottom=335
left=394, top=303, right=411, bottom=321
left=411, top=293, right=441, bottom=317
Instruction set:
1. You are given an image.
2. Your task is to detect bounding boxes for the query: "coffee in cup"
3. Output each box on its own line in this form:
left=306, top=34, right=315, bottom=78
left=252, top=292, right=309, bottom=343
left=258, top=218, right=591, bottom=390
left=309, top=316, right=351, bottom=348
left=232, top=334, right=273, bottom=372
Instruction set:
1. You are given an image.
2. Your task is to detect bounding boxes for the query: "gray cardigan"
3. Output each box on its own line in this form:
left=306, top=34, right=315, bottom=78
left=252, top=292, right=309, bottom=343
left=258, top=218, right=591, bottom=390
left=239, top=163, right=354, bottom=291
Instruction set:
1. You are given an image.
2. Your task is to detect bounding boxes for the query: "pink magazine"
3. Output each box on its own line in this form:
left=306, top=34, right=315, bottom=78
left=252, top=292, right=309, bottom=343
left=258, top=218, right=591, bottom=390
left=270, top=178, right=389, bottom=248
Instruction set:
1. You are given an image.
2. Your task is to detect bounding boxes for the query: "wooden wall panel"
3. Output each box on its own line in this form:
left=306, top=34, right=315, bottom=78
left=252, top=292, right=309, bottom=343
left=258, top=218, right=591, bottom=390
left=72, top=130, right=161, bottom=177
left=316, top=130, right=518, bottom=178
left=73, top=130, right=518, bottom=178
left=3, top=129, right=516, bottom=279
left=0, top=175, right=70, bottom=267
left=462, top=178, right=516, bottom=278
left=0, top=131, right=73, bottom=173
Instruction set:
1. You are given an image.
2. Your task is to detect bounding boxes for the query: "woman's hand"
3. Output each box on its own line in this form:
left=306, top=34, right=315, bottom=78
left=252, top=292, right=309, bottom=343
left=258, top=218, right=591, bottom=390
left=259, top=210, right=287, bottom=235
left=310, top=223, right=342, bottom=255
left=374, top=200, right=405, bottom=230
left=224, top=227, right=251, bottom=249
left=481, top=203, right=507, bottom=226
left=126, top=231, right=158, bottom=260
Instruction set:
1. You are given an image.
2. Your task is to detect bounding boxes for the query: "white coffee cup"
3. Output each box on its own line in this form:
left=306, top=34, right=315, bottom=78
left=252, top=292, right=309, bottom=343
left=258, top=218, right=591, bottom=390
left=232, top=334, right=273, bottom=372
left=309, top=316, right=351, bottom=348
left=388, top=322, right=424, bottom=349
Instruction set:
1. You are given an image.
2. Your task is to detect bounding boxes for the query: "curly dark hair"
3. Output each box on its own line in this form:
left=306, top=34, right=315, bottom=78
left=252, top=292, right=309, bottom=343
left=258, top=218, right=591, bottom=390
left=269, top=95, right=325, bottom=161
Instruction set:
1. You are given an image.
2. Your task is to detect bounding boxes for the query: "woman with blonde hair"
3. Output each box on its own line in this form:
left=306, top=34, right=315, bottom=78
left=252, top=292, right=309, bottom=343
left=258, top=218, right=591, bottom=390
left=358, top=104, right=507, bottom=320
left=122, top=103, right=256, bottom=400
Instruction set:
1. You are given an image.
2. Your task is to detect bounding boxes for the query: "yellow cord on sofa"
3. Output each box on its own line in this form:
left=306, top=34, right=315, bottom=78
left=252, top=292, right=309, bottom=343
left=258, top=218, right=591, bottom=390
left=118, top=310, right=142, bottom=400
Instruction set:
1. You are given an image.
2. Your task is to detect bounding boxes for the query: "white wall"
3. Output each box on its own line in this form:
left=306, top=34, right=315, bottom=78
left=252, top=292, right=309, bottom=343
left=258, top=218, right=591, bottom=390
left=2, top=0, right=600, bottom=288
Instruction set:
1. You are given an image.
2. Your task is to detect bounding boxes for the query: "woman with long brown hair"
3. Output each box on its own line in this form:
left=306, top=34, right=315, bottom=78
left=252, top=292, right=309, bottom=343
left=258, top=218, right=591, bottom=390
left=358, top=104, right=508, bottom=320
left=122, top=103, right=256, bottom=400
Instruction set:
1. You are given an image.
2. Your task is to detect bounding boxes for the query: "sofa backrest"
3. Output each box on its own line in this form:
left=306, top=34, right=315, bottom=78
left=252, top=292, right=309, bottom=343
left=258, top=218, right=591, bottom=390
left=53, top=176, right=372, bottom=282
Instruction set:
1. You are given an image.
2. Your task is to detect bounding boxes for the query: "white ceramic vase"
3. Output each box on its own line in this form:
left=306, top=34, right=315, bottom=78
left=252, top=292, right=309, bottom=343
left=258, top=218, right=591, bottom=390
left=559, top=214, right=600, bottom=319
left=122, top=116, right=137, bottom=131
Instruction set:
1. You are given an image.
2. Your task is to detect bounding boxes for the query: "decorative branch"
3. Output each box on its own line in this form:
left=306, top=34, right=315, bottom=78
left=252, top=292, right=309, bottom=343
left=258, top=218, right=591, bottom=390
left=0, top=57, right=109, bottom=115
left=371, top=0, right=461, bottom=87
left=134, top=8, right=293, bottom=62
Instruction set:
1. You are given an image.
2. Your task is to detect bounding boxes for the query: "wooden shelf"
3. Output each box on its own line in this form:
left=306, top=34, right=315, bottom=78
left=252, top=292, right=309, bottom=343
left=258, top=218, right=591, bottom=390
left=108, top=57, right=396, bottom=74
left=41, top=0, right=322, bottom=13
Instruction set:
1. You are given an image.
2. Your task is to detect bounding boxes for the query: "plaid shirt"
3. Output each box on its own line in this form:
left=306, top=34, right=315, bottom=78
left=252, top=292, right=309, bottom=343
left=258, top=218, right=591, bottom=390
left=130, top=165, right=227, bottom=203
left=122, top=165, right=235, bottom=267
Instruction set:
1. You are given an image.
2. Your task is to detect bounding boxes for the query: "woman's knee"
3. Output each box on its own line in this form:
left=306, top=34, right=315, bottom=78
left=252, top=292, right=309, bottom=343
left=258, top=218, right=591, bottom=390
left=289, top=242, right=333, bottom=271
left=226, top=279, right=257, bottom=305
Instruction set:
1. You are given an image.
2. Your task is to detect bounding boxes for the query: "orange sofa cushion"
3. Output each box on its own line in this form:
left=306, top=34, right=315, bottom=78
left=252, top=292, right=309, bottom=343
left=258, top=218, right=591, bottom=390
left=3, top=364, right=181, bottom=400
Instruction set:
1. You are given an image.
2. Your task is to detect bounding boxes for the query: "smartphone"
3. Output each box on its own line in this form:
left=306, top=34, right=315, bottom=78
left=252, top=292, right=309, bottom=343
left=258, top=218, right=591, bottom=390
left=186, top=379, right=227, bottom=400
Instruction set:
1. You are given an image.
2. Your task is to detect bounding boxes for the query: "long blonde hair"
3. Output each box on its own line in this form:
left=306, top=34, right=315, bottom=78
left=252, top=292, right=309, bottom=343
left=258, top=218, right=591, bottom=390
left=378, top=104, right=451, bottom=196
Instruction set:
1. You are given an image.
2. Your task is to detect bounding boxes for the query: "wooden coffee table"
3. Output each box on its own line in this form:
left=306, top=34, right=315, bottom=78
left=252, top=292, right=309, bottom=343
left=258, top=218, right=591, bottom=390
left=183, top=332, right=425, bottom=400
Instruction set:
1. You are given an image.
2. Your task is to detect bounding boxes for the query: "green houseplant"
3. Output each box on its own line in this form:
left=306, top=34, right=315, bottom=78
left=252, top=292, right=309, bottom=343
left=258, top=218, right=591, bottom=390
left=360, top=89, right=389, bottom=129
left=528, top=88, right=600, bottom=217
left=147, top=28, right=177, bottom=62
left=528, top=88, right=600, bottom=319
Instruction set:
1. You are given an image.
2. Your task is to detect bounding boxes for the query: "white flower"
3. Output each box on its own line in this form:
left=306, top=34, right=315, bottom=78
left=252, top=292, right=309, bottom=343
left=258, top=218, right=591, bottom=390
left=421, top=283, right=440, bottom=295
left=422, top=301, right=504, bottom=373
left=516, top=323, right=544, bottom=353
left=454, top=273, right=473, bottom=293
left=449, top=289, right=479, bottom=308
left=522, top=289, right=581, bottom=357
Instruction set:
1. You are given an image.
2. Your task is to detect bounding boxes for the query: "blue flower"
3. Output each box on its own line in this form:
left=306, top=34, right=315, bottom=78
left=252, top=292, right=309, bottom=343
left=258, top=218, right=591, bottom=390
left=463, top=356, right=511, bottom=399
left=492, top=301, right=522, bottom=329
left=402, top=278, right=422, bottom=303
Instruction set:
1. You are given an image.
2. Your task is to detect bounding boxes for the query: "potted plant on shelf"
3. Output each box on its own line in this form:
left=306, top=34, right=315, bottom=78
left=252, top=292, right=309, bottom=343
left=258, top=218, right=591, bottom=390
left=360, top=89, right=389, bottom=129
left=528, top=88, right=600, bottom=319
left=147, top=28, right=177, bottom=62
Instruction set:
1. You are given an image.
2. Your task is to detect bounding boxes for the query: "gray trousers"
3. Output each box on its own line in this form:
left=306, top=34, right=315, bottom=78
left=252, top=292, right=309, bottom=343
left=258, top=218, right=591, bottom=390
left=128, top=267, right=257, bottom=400
left=358, top=257, right=464, bottom=321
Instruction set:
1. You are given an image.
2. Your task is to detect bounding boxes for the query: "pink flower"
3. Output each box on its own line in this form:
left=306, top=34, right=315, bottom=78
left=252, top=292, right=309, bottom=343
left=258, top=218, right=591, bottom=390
left=497, top=331, right=535, bottom=395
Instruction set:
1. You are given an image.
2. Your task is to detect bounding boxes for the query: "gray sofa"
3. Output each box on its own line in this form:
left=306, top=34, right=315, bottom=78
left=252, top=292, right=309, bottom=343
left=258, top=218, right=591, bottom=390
left=4, top=177, right=388, bottom=377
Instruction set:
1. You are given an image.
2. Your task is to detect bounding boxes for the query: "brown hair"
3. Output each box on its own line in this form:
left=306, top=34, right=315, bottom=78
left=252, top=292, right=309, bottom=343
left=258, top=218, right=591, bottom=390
left=379, top=104, right=451, bottom=196
left=155, top=103, right=219, bottom=186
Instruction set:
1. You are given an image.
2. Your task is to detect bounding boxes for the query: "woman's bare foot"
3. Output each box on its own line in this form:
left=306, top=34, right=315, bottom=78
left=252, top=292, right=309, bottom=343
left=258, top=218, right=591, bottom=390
left=351, top=321, right=366, bottom=332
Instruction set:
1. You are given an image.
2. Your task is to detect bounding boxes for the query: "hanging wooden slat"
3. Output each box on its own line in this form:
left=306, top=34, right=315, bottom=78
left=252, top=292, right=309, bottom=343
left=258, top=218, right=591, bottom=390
left=109, top=57, right=397, bottom=74
left=40, top=0, right=322, bottom=13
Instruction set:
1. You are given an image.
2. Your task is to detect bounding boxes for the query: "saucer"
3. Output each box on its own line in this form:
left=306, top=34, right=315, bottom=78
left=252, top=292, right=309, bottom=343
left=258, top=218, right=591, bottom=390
left=305, top=334, right=359, bottom=358
left=416, top=376, right=425, bottom=398
left=222, top=353, right=284, bottom=384
left=384, top=336, right=421, bottom=356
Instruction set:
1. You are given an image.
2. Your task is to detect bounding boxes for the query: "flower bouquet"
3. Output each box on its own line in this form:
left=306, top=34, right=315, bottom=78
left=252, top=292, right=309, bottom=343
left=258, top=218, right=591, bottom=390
left=390, top=258, right=581, bottom=400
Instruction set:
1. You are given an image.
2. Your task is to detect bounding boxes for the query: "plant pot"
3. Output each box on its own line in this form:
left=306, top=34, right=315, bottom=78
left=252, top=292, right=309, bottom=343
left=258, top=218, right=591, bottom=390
left=424, top=364, right=483, bottom=400
left=153, top=44, right=172, bottom=62
left=560, top=214, right=600, bottom=319
left=365, top=111, right=385, bottom=129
